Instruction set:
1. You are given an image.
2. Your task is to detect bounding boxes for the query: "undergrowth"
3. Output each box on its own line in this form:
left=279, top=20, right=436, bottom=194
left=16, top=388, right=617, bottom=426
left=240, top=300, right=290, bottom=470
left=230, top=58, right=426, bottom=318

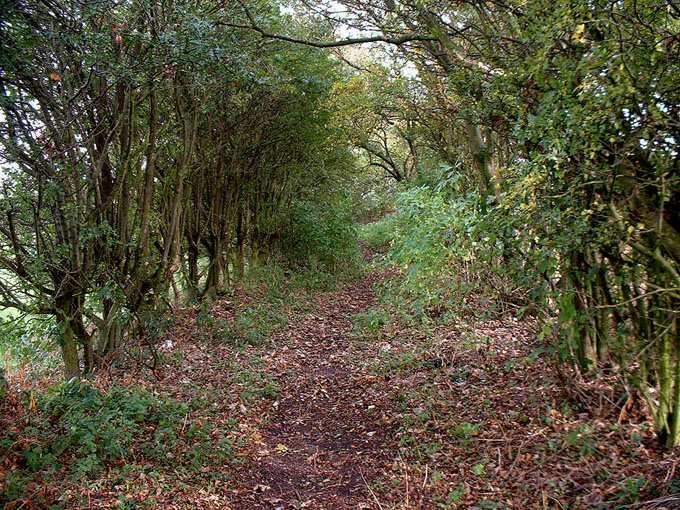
left=0, top=316, right=60, bottom=377
left=1, top=381, right=235, bottom=507
left=359, top=175, right=532, bottom=326
left=197, top=258, right=366, bottom=347
left=359, top=216, right=396, bottom=253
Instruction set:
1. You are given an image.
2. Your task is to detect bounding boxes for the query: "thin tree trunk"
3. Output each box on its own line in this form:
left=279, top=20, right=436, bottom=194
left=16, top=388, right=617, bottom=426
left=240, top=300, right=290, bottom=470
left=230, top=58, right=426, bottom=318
left=56, top=296, right=81, bottom=380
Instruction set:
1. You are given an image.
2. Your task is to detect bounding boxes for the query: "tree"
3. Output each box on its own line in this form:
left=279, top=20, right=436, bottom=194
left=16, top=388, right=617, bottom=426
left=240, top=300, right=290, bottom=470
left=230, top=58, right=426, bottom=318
left=0, top=0, right=352, bottom=379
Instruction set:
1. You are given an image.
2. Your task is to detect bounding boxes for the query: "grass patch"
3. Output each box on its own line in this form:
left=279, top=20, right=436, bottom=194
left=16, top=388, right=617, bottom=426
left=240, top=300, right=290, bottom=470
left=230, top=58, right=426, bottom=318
left=359, top=216, right=396, bottom=252
left=352, top=308, right=390, bottom=340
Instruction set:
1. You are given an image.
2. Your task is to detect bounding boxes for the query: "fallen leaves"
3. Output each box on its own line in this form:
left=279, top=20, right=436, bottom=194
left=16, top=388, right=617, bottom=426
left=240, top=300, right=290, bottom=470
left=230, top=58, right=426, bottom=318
left=2, top=267, right=676, bottom=509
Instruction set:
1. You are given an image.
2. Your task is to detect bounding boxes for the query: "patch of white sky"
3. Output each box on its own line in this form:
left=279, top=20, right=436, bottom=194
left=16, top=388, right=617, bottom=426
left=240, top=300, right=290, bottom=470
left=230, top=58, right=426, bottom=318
left=281, top=0, right=418, bottom=78
left=0, top=111, right=12, bottom=181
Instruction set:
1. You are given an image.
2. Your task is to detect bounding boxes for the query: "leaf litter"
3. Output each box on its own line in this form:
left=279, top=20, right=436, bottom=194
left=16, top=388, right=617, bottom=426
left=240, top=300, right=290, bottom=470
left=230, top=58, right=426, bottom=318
left=1, top=269, right=678, bottom=509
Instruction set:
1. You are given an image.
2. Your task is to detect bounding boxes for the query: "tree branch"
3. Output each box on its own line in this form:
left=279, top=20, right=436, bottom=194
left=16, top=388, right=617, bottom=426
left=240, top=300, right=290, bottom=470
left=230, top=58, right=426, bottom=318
left=220, top=21, right=436, bottom=47
left=220, top=2, right=436, bottom=48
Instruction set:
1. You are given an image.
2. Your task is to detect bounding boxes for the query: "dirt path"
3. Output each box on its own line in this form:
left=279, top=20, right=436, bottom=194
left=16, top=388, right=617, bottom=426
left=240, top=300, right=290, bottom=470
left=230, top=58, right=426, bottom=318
left=222, top=269, right=676, bottom=509
left=4, top=266, right=675, bottom=509
left=229, top=274, right=393, bottom=509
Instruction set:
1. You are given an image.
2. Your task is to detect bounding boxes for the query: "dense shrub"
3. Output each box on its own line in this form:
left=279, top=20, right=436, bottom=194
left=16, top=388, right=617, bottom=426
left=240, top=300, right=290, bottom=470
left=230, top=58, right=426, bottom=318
left=0, top=317, right=59, bottom=374
left=369, top=177, right=534, bottom=321
left=282, top=196, right=360, bottom=272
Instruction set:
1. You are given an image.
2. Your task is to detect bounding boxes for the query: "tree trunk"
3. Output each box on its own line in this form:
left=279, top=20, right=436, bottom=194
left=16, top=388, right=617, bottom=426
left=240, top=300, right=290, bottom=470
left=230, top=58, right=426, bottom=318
left=668, top=321, right=680, bottom=448
left=56, top=296, right=81, bottom=380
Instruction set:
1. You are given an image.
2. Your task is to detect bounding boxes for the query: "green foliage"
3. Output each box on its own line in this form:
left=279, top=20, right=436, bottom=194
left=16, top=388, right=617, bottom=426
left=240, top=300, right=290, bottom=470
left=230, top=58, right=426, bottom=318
left=289, top=269, right=343, bottom=291
left=1, top=381, right=234, bottom=501
left=472, top=462, right=486, bottom=477
left=359, top=216, right=396, bottom=252
left=377, top=185, right=472, bottom=317
left=376, top=349, right=424, bottom=376
left=352, top=308, right=390, bottom=339
left=563, top=425, right=598, bottom=459
left=450, top=422, right=480, bottom=441
left=0, top=316, right=59, bottom=373
left=370, top=180, right=529, bottom=322
left=196, top=306, right=238, bottom=345
left=196, top=301, right=286, bottom=347
left=492, top=1, right=679, bottom=446
left=615, top=477, right=648, bottom=505
left=0, top=0, right=361, bottom=380
left=198, top=262, right=345, bottom=348
left=235, top=305, right=287, bottom=346
left=437, top=485, right=468, bottom=508
left=346, top=0, right=679, bottom=451
left=235, top=366, right=280, bottom=404
left=242, top=265, right=286, bottom=297
left=0, top=0, right=677, bottom=465
left=282, top=196, right=360, bottom=272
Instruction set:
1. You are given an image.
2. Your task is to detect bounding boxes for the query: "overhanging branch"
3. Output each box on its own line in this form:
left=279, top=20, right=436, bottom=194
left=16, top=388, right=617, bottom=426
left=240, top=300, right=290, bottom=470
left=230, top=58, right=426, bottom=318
left=221, top=1, right=437, bottom=48
left=220, top=21, right=437, bottom=47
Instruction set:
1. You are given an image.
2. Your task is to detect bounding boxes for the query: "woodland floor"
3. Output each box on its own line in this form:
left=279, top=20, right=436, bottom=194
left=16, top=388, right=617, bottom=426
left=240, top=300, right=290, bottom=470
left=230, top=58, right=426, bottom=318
left=3, top=262, right=680, bottom=509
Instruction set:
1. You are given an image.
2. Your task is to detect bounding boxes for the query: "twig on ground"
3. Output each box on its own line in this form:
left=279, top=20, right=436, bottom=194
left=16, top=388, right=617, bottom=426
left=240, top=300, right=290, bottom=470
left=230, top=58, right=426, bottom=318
left=360, top=469, right=384, bottom=510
